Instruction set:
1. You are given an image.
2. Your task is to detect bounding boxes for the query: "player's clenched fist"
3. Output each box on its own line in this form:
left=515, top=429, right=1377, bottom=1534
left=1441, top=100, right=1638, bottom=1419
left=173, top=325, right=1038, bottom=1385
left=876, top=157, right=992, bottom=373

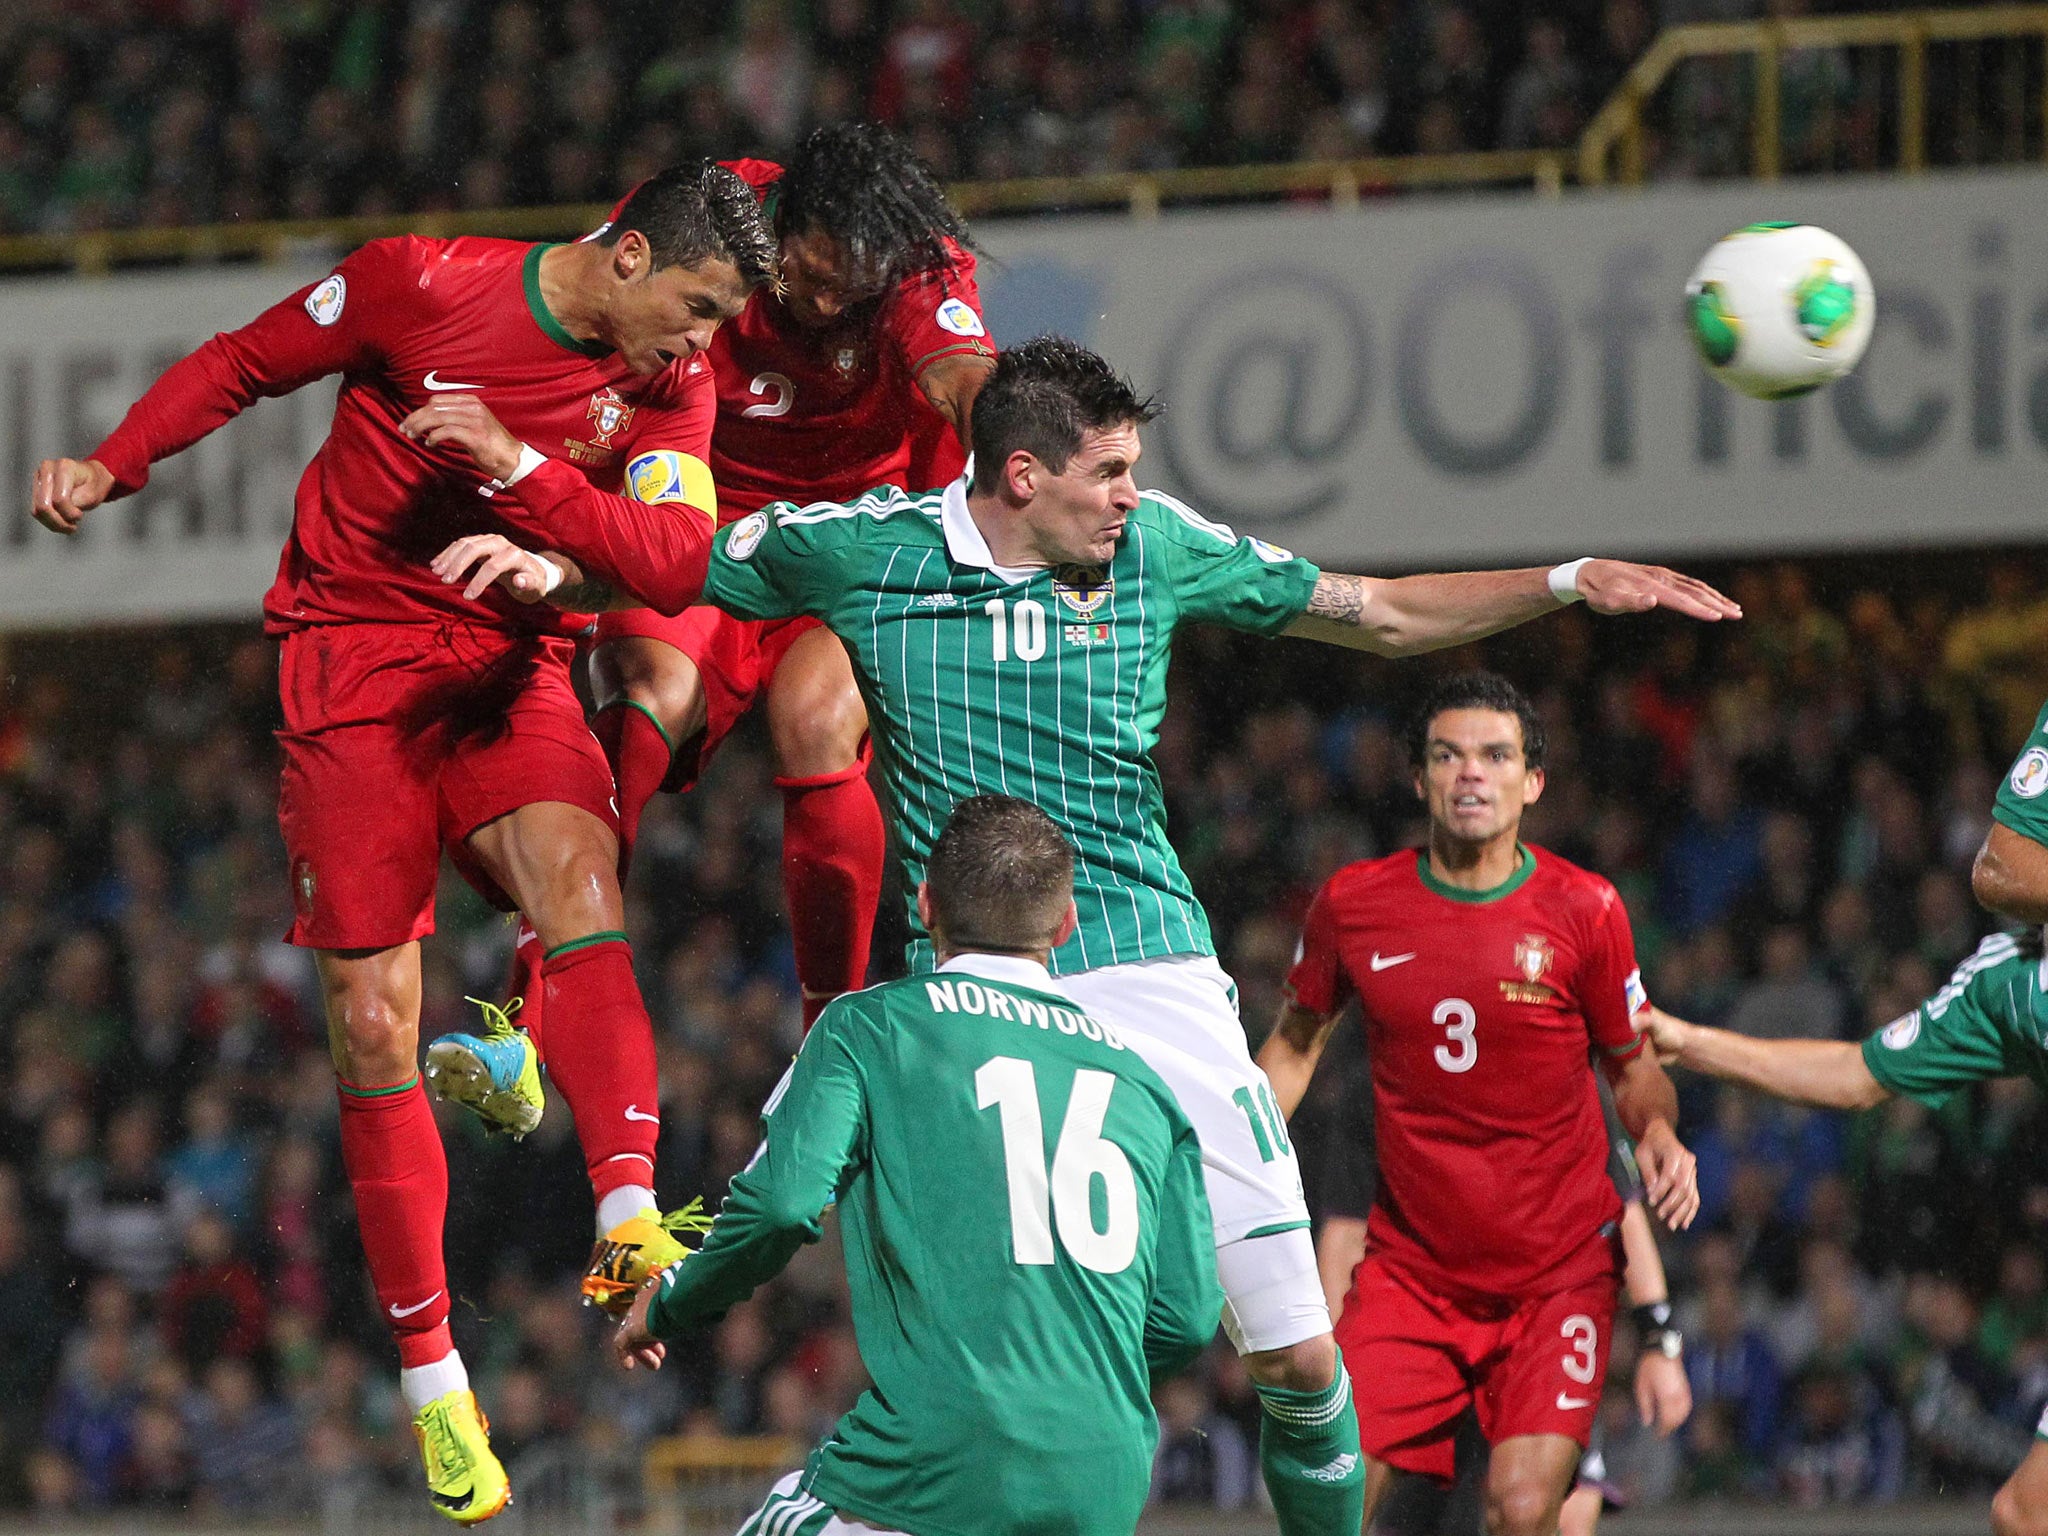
left=30, top=456, right=115, bottom=535
left=399, top=393, right=523, bottom=483
left=1574, top=560, right=1742, bottom=622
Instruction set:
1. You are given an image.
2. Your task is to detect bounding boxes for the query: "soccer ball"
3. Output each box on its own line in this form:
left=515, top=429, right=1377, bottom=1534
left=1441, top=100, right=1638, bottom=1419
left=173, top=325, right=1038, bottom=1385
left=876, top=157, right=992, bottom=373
left=1684, top=223, right=1874, bottom=400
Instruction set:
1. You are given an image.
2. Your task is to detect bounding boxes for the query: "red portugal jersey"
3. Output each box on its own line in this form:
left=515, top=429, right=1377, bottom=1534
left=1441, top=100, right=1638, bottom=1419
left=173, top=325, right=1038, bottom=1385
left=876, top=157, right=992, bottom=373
left=92, top=236, right=716, bottom=635
left=706, top=158, right=994, bottom=521
left=1286, top=845, right=1649, bottom=1301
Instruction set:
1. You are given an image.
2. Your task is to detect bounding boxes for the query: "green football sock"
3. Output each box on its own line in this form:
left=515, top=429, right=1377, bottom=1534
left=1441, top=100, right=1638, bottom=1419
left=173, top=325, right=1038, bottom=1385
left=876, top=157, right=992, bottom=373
left=1256, top=1372, right=1366, bottom=1535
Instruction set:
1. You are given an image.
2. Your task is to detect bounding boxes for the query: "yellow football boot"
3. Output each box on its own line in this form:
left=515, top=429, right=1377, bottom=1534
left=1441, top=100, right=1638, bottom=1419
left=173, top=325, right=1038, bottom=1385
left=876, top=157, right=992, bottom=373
left=412, top=1389, right=510, bottom=1525
left=580, top=1199, right=713, bottom=1315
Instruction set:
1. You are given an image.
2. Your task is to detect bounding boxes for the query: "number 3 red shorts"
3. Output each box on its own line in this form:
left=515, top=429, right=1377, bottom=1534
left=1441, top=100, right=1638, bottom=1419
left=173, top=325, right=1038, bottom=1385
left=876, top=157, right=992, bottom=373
left=1336, top=1236, right=1620, bottom=1482
left=275, top=622, right=617, bottom=950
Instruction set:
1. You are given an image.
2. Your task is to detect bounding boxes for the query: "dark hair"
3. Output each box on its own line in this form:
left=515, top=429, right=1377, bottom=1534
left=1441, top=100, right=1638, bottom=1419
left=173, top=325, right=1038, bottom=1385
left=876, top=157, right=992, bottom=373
left=776, top=121, right=975, bottom=283
left=1405, top=671, right=1547, bottom=771
left=924, top=795, right=1075, bottom=954
left=969, top=337, right=1161, bottom=491
left=599, top=160, right=779, bottom=289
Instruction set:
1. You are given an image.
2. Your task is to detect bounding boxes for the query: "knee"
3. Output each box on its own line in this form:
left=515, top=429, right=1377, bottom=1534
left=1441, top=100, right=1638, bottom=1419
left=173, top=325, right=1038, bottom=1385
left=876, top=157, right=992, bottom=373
left=768, top=675, right=867, bottom=779
left=1993, top=1480, right=2048, bottom=1536
left=594, top=641, right=702, bottom=739
left=327, top=986, right=415, bottom=1080
left=1245, top=1332, right=1339, bottom=1395
left=1485, top=1478, right=1561, bottom=1536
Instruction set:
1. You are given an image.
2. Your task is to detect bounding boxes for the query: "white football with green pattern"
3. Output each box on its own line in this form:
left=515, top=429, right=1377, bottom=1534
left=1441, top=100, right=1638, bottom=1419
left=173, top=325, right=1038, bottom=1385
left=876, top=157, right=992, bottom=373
left=1684, top=222, right=1875, bottom=400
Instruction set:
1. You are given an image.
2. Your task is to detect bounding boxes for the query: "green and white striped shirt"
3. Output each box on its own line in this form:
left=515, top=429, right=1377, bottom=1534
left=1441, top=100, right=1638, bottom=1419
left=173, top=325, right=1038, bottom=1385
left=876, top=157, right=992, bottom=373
left=701, top=476, right=1322, bottom=974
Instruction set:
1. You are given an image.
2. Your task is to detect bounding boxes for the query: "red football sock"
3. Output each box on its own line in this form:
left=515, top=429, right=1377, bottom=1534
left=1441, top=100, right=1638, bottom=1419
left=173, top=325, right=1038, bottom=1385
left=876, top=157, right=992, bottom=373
left=507, top=918, right=546, bottom=1058
left=540, top=935, right=661, bottom=1205
left=336, top=1074, right=452, bottom=1369
left=592, top=699, right=676, bottom=879
left=777, top=755, right=884, bottom=1030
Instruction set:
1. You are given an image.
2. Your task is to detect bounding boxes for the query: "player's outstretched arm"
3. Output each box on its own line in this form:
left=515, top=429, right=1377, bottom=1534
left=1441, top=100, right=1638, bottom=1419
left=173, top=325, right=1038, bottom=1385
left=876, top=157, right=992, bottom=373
left=1640, top=1006, right=1892, bottom=1110
left=1282, top=562, right=1741, bottom=657
left=1973, top=821, right=2048, bottom=925
left=1258, top=1000, right=1343, bottom=1120
left=434, top=534, right=632, bottom=612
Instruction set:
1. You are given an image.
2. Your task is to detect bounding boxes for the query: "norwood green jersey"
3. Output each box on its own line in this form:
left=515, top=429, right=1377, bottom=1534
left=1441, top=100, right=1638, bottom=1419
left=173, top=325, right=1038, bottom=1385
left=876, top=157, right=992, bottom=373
left=1995, top=697, right=2048, bottom=845
left=647, top=955, right=1220, bottom=1536
left=1862, top=931, right=2048, bottom=1106
left=702, top=477, right=1322, bottom=972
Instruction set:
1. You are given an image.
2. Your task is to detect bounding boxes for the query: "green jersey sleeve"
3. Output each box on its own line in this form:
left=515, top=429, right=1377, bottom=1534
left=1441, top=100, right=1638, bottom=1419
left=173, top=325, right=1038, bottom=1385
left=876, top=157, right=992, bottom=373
left=1860, top=933, right=2033, bottom=1108
left=1137, top=491, right=1321, bottom=637
left=698, top=503, right=827, bottom=622
left=1993, top=697, right=2048, bottom=845
left=1142, top=1119, right=1223, bottom=1380
left=647, top=1004, right=868, bottom=1335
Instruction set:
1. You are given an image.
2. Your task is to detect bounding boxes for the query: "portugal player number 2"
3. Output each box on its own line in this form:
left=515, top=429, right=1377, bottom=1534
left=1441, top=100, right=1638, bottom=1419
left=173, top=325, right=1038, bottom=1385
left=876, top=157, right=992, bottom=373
left=976, top=1057, right=1139, bottom=1273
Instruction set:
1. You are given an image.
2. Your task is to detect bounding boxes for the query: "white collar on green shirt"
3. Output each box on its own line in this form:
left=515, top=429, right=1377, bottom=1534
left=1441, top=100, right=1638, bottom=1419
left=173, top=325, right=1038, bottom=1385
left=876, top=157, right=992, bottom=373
left=938, top=472, right=1039, bottom=584
left=936, top=951, right=1064, bottom=996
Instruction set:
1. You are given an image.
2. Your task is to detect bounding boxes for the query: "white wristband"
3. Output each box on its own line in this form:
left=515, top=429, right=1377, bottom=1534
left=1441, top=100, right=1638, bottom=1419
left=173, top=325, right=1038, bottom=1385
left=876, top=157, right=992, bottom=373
left=478, top=444, right=548, bottom=498
left=1547, top=557, right=1592, bottom=605
left=532, top=555, right=565, bottom=597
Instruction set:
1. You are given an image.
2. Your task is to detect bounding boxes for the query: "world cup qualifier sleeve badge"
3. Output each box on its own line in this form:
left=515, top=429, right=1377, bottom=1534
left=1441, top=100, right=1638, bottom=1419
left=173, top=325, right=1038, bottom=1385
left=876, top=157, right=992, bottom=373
left=1052, top=566, right=1113, bottom=647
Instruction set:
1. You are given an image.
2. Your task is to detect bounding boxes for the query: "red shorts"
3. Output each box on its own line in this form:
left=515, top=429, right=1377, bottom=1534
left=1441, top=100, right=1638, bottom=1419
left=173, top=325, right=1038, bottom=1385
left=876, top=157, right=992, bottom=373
left=591, top=606, right=822, bottom=791
left=1337, top=1239, right=1620, bottom=1482
left=276, top=623, right=617, bottom=950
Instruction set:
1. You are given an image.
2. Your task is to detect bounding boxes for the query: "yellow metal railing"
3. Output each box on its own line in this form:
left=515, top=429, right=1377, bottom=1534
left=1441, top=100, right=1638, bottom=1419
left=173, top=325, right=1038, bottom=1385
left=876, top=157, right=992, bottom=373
left=0, top=149, right=1565, bottom=276
left=1579, top=4, right=2048, bottom=184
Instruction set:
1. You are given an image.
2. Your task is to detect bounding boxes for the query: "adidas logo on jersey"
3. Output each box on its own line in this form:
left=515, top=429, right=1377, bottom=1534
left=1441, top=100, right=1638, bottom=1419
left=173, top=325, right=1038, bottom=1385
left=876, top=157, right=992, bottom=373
left=917, top=592, right=960, bottom=609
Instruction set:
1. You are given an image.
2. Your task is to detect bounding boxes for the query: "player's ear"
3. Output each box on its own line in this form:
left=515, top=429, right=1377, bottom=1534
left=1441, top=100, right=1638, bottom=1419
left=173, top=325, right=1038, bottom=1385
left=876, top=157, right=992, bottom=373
left=611, top=230, right=649, bottom=282
left=915, top=881, right=935, bottom=933
left=1051, top=900, right=1079, bottom=950
left=1005, top=449, right=1038, bottom=501
left=1522, top=766, right=1545, bottom=807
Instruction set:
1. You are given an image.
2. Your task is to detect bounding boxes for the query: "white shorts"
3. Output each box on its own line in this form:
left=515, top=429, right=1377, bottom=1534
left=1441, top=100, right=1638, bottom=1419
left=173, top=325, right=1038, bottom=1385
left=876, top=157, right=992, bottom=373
left=1060, top=953, right=1329, bottom=1353
left=738, top=1472, right=902, bottom=1536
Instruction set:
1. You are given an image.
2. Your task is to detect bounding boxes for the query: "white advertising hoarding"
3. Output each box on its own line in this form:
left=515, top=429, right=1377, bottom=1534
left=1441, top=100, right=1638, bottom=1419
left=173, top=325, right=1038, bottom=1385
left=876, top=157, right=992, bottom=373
left=2, top=168, right=2045, bottom=627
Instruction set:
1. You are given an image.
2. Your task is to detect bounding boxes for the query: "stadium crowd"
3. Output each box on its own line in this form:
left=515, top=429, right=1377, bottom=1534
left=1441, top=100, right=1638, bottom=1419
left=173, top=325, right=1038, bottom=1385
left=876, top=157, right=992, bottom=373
left=3, top=551, right=2048, bottom=1517
left=0, top=0, right=2030, bottom=238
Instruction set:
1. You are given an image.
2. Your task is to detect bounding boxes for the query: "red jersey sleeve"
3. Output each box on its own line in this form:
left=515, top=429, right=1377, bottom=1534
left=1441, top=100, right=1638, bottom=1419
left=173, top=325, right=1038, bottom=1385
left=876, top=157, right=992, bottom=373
left=493, top=362, right=719, bottom=616
left=879, top=246, right=994, bottom=390
left=1577, top=881, right=1649, bottom=1062
left=92, top=238, right=418, bottom=496
left=1283, top=880, right=1353, bottom=1018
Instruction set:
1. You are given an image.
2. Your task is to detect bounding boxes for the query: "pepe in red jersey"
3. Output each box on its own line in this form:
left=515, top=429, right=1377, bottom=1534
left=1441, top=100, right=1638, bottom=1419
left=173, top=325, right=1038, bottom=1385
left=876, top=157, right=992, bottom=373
left=29, top=162, right=777, bottom=1527
left=477, top=123, right=995, bottom=1045
left=1257, top=671, right=1699, bottom=1536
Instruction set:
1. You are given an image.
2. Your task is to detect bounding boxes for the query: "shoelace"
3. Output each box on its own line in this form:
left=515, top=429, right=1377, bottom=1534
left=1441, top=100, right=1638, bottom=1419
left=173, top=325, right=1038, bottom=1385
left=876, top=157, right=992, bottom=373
left=460, top=996, right=525, bottom=1042
left=659, top=1197, right=714, bottom=1241
left=419, top=1400, right=472, bottom=1484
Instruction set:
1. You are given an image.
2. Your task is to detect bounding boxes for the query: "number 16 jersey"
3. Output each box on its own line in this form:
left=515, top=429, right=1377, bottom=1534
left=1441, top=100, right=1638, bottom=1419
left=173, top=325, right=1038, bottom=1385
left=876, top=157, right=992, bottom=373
left=1286, top=845, right=1648, bottom=1301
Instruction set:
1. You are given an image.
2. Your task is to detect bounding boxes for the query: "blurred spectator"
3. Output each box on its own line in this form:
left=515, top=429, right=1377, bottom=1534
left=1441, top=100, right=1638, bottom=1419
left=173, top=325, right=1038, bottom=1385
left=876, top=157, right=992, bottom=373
left=1150, top=1372, right=1255, bottom=1507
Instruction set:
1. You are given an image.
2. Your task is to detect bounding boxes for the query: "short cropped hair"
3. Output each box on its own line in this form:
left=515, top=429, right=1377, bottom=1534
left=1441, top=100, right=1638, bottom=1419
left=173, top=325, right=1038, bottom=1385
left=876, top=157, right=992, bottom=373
left=969, top=337, right=1161, bottom=492
left=1406, top=671, right=1547, bottom=772
left=776, top=122, right=975, bottom=283
left=598, top=160, right=779, bottom=289
left=924, top=795, right=1075, bottom=954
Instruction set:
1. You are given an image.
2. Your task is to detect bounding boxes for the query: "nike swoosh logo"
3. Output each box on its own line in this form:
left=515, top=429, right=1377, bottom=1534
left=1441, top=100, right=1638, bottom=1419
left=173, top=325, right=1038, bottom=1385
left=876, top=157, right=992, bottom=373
left=388, top=1291, right=443, bottom=1319
left=1370, top=952, right=1416, bottom=971
left=1556, top=1393, right=1594, bottom=1410
left=423, top=370, right=483, bottom=391
left=623, top=1104, right=660, bottom=1123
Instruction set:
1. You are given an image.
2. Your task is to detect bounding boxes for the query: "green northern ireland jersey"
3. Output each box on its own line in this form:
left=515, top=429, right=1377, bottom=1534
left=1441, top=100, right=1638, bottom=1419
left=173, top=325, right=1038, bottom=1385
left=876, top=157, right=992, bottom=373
left=647, top=955, right=1221, bottom=1536
left=1862, top=931, right=2048, bottom=1106
left=1995, top=697, right=2048, bottom=844
left=701, top=478, right=1322, bottom=973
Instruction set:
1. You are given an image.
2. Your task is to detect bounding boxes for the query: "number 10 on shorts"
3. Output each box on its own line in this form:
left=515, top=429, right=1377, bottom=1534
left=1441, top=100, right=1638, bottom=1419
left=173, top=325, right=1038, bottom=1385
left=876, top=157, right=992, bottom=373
left=1233, top=1083, right=1291, bottom=1163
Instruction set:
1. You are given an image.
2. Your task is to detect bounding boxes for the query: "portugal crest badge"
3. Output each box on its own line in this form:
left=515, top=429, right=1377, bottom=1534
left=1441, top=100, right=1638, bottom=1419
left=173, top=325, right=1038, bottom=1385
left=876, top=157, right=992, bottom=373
left=1515, top=934, right=1554, bottom=984
left=587, top=387, right=634, bottom=448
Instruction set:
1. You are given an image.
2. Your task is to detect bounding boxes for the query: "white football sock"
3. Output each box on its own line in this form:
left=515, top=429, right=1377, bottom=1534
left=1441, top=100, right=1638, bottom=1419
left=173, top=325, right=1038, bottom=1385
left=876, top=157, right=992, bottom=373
left=399, top=1349, right=469, bottom=1414
left=597, top=1184, right=657, bottom=1235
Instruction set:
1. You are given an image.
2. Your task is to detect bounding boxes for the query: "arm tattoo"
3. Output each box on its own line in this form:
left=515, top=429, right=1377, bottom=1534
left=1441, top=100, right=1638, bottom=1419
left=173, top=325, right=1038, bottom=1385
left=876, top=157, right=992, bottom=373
left=1305, top=573, right=1368, bottom=626
left=552, top=576, right=622, bottom=613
